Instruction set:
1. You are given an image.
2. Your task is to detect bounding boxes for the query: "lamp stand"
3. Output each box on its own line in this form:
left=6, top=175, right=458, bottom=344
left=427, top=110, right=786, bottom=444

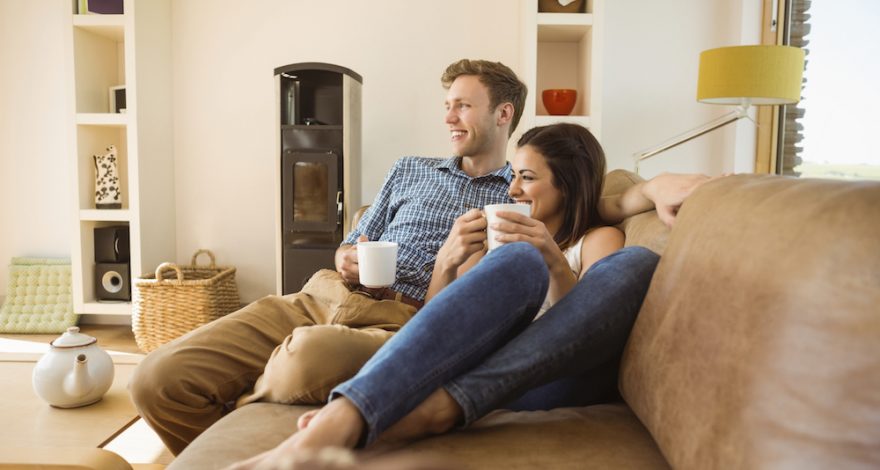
left=633, top=105, right=751, bottom=174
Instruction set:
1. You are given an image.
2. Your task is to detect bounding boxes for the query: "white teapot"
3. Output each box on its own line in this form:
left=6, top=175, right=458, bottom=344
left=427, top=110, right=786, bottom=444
left=32, top=326, right=115, bottom=408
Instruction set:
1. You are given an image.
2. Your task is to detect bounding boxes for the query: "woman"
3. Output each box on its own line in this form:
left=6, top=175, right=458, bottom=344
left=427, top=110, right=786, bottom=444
left=230, top=123, right=661, bottom=468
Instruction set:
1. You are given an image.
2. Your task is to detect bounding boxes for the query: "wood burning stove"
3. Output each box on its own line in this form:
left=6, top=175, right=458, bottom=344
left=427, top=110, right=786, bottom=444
left=275, top=63, right=362, bottom=294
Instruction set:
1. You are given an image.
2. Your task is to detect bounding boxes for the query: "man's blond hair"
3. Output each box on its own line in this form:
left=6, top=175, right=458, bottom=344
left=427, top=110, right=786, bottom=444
left=441, top=59, right=527, bottom=137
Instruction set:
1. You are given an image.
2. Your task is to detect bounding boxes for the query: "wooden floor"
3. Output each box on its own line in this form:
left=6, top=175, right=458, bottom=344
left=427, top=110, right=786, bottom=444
left=0, top=325, right=174, bottom=466
left=0, top=324, right=144, bottom=354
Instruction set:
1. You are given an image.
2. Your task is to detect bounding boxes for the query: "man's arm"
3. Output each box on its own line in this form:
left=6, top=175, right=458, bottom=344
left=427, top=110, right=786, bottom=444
left=599, top=173, right=713, bottom=227
left=336, top=160, right=404, bottom=284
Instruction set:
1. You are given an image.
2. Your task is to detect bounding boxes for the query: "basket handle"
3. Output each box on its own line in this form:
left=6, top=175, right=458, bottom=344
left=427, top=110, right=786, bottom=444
left=155, top=263, right=184, bottom=284
left=191, top=249, right=217, bottom=268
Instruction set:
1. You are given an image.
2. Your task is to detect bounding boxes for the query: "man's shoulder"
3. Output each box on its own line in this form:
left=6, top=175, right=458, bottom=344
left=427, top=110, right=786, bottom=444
left=393, top=156, right=456, bottom=170
left=384, top=157, right=458, bottom=180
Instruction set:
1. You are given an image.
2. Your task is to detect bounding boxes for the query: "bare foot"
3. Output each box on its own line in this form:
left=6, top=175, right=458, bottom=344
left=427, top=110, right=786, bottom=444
left=372, top=388, right=462, bottom=450
left=225, top=398, right=365, bottom=469
left=225, top=446, right=357, bottom=470
left=297, top=409, right=320, bottom=430
left=294, top=398, right=366, bottom=450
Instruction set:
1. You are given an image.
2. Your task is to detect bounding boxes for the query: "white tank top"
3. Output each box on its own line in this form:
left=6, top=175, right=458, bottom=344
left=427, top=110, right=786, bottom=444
left=534, top=235, right=585, bottom=320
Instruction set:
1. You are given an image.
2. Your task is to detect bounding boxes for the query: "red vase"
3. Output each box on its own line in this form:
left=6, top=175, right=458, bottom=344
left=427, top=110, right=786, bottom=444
left=542, top=89, right=577, bottom=116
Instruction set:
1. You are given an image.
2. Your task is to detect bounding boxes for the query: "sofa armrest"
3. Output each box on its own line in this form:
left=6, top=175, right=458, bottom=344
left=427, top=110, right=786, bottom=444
left=619, top=174, right=880, bottom=469
left=351, top=205, right=370, bottom=231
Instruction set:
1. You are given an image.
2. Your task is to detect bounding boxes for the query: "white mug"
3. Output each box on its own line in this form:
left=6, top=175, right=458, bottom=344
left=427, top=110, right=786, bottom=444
left=484, top=203, right=531, bottom=251
left=357, top=241, right=398, bottom=288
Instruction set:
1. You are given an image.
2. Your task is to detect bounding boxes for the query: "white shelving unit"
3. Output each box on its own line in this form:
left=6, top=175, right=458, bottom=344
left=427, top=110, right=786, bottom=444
left=520, top=0, right=602, bottom=138
left=65, top=0, right=175, bottom=319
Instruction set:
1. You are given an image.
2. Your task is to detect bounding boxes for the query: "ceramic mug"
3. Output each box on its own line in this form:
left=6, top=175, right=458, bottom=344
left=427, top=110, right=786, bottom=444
left=357, top=241, right=398, bottom=288
left=484, top=203, right=532, bottom=251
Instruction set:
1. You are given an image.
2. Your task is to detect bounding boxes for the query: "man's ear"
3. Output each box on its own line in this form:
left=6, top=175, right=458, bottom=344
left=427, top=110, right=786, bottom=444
left=496, top=102, right=514, bottom=127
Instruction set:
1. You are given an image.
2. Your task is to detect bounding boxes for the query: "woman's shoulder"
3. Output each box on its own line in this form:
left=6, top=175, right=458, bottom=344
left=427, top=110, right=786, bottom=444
left=583, top=225, right=624, bottom=243
left=564, top=227, right=620, bottom=258
left=567, top=227, right=623, bottom=259
left=576, top=226, right=625, bottom=273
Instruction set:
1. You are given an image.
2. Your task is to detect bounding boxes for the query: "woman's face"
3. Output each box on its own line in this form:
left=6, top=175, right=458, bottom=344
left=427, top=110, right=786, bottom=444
left=509, top=144, right=564, bottom=235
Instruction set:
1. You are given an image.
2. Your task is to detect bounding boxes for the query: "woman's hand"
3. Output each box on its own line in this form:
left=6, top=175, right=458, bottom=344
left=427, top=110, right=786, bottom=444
left=436, top=209, right=488, bottom=272
left=642, top=173, right=714, bottom=226
left=425, top=209, right=487, bottom=302
left=489, top=210, right=559, bottom=266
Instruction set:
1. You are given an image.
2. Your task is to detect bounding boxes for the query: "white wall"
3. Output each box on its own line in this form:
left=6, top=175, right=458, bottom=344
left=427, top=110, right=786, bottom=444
left=0, top=0, right=73, bottom=302
left=170, top=0, right=522, bottom=301
left=1, top=0, right=754, bottom=303
left=602, top=0, right=760, bottom=176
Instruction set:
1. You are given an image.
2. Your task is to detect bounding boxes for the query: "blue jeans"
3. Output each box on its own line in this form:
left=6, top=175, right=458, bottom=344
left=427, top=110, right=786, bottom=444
left=331, top=242, right=660, bottom=445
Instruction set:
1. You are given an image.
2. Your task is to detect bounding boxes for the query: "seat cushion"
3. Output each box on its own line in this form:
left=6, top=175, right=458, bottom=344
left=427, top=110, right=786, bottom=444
left=170, top=402, right=668, bottom=469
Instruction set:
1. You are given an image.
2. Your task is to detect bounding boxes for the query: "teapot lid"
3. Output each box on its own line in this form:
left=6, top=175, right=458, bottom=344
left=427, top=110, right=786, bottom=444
left=51, top=327, right=97, bottom=348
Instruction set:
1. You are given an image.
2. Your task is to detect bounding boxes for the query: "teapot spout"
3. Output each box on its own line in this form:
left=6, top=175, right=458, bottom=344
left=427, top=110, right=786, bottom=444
left=63, top=354, right=95, bottom=399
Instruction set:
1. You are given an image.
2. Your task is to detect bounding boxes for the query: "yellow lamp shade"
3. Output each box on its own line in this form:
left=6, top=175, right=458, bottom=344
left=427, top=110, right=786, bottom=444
left=697, top=45, right=805, bottom=105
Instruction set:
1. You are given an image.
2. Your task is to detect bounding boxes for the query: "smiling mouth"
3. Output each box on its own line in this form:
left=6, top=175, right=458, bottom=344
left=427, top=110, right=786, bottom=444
left=514, top=200, right=532, bottom=205
left=451, top=130, right=467, bottom=140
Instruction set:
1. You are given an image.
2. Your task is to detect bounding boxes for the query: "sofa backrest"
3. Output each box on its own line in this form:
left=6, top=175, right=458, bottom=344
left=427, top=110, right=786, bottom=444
left=619, top=174, right=880, bottom=469
left=352, top=169, right=671, bottom=254
left=603, top=170, right=671, bottom=255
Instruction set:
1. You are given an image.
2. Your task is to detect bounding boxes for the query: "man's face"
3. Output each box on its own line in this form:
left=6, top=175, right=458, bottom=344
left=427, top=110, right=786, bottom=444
left=444, top=75, right=501, bottom=158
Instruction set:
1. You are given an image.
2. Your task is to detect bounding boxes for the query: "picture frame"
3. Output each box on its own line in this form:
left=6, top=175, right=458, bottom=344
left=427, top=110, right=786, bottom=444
left=78, top=0, right=124, bottom=15
left=109, top=86, right=126, bottom=114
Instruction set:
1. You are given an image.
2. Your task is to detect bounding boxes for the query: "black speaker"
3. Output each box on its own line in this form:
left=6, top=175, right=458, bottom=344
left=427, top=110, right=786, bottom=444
left=94, top=225, right=130, bottom=263
left=95, top=263, right=131, bottom=301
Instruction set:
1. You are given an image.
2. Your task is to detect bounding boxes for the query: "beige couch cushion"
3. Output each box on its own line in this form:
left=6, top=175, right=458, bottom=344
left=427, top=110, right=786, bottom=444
left=170, top=403, right=668, bottom=469
left=604, top=169, right=670, bottom=254
left=620, top=174, right=880, bottom=469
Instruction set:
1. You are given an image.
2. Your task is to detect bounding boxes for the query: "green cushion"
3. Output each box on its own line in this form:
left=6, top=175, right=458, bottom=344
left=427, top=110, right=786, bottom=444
left=0, top=258, right=78, bottom=333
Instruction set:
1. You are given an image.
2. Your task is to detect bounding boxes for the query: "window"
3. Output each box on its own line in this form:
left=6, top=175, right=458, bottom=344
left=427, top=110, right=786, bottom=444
left=779, top=0, right=880, bottom=180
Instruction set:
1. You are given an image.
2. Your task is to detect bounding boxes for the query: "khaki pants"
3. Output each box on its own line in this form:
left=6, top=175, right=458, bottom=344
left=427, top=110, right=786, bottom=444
left=129, top=270, right=417, bottom=455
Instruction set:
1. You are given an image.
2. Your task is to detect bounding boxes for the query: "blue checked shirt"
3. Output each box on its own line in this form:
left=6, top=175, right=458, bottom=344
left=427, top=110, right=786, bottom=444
left=343, top=156, right=513, bottom=301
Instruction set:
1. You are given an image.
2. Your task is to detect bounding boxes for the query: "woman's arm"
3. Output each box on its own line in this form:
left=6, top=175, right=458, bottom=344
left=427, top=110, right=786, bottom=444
left=599, top=173, right=712, bottom=227
left=488, top=211, right=577, bottom=306
left=535, top=226, right=625, bottom=306
left=541, top=241, right=579, bottom=309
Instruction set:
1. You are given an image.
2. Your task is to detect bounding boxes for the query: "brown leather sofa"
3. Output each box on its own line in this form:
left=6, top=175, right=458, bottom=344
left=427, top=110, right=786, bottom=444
left=167, top=171, right=880, bottom=469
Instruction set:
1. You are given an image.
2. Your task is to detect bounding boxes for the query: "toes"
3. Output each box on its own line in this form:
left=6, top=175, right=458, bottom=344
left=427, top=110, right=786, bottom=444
left=297, top=409, right=321, bottom=430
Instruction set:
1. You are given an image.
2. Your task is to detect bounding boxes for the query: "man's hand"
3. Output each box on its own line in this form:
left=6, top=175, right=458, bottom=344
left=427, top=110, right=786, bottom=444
left=335, top=235, right=368, bottom=284
left=642, top=173, right=715, bottom=227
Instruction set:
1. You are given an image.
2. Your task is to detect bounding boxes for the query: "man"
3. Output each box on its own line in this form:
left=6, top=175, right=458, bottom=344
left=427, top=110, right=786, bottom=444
left=130, top=59, right=706, bottom=456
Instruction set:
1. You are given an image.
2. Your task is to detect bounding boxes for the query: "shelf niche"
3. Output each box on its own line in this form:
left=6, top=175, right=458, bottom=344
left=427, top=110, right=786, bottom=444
left=76, top=220, right=132, bottom=315
left=73, top=18, right=126, bottom=114
left=75, top=125, right=129, bottom=212
left=536, top=23, right=593, bottom=118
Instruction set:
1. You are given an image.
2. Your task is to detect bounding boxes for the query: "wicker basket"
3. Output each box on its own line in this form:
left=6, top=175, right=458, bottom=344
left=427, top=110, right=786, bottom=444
left=132, top=249, right=240, bottom=353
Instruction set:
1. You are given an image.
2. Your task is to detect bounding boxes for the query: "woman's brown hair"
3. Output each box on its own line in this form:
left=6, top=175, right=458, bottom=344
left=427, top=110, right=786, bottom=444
left=516, top=123, right=606, bottom=251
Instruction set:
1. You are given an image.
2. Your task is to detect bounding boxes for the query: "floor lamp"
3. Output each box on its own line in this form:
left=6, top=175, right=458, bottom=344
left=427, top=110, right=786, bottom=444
left=634, top=45, right=805, bottom=174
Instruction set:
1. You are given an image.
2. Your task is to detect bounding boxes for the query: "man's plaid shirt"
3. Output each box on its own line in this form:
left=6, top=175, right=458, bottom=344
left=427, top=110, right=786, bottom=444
left=343, top=156, right=513, bottom=301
